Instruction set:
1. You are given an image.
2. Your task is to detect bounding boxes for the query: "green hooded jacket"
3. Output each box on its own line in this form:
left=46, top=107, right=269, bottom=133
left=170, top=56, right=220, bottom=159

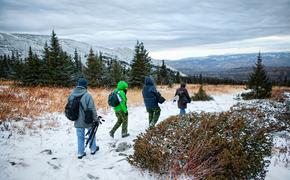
left=113, top=81, right=128, bottom=113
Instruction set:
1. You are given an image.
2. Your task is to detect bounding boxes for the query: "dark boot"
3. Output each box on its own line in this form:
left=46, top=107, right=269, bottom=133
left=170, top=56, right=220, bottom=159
left=77, top=152, right=86, bottom=159
left=122, top=133, right=130, bottom=138
left=91, top=146, right=100, bottom=155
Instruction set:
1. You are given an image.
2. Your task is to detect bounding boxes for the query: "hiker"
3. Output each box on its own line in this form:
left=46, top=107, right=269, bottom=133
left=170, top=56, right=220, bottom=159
left=174, top=83, right=191, bottom=115
left=109, top=81, right=130, bottom=138
left=142, top=76, right=164, bottom=128
left=68, top=78, right=99, bottom=159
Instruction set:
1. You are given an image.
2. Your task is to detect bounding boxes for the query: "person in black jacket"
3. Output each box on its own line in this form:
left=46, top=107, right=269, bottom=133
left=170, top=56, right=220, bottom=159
left=142, top=76, right=163, bottom=128
left=174, top=83, right=191, bottom=115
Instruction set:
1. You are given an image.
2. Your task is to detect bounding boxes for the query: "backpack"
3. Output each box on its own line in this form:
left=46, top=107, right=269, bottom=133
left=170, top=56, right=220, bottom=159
left=108, top=91, right=120, bottom=107
left=65, top=94, right=85, bottom=121
left=178, top=90, right=191, bottom=103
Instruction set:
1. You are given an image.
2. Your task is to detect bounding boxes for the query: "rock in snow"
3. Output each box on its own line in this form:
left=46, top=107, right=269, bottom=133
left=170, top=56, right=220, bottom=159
left=116, top=142, right=132, bottom=152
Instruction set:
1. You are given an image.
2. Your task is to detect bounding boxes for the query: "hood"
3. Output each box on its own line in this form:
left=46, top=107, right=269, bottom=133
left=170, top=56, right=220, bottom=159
left=72, top=86, right=87, bottom=97
left=117, top=81, right=128, bottom=90
left=144, top=76, right=154, bottom=86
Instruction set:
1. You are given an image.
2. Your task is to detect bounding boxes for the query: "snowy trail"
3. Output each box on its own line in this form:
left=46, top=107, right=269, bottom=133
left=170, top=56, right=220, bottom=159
left=0, top=93, right=289, bottom=180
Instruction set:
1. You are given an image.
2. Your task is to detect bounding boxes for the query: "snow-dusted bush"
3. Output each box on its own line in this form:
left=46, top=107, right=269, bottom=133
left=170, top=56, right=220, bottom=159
left=191, top=85, right=213, bottom=101
left=129, top=106, right=289, bottom=179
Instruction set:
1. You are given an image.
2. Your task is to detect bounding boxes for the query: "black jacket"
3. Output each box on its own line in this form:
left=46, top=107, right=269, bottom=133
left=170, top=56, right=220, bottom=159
left=175, top=87, right=191, bottom=109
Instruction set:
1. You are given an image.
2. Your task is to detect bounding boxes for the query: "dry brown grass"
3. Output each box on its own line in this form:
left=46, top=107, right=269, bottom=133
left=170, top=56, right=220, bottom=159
left=0, top=82, right=289, bottom=122
left=271, top=86, right=290, bottom=102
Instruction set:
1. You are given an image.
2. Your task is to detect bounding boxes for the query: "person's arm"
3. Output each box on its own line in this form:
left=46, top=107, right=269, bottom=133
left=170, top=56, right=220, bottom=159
left=150, top=86, right=161, bottom=99
left=86, top=93, right=98, bottom=121
left=118, top=91, right=127, bottom=113
left=185, top=89, right=191, bottom=103
left=175, top=89, right=178, bottom=96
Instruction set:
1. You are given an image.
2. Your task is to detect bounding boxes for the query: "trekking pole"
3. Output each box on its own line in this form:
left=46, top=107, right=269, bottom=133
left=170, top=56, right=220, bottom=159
left=85, top=116, right=105, bottom=148
left=85, top=121, right=98, bottom=148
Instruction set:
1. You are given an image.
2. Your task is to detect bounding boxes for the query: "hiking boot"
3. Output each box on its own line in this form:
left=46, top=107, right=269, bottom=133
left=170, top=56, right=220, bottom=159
left=122, top=133, right=130, bottom=138
left=109, top=131, right=114, bottom=138
left=77, top=152, right=86, bottom=159
left=91, top=146, right=99, bottom=155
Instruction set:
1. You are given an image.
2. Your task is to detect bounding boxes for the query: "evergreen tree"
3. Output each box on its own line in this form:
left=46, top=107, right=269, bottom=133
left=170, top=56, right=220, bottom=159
left=40, top=41, right=50, bottom=85
left=245, top=52, right=272, bottom=99
left=47, top=30, right=75, bottom=86
left=199, top=74, right=203, bottom=84
left=84, top=48, right=102, bottom=87
left=74, top=48, right=83, bottom=76
left=0, top=55, right=5, bottom=78
left=1, top=55, right=13, bottom=79
left=130, top=41, right=152, bottom=87
left=159, top=60, right=168, bottom=85
left=175, top=72, right=181, bottom=84
left=22, top=47, right=42, bottom=86
left=12, top=51, right=24, bottom=82
left=111, top=59, right=124, bottom=85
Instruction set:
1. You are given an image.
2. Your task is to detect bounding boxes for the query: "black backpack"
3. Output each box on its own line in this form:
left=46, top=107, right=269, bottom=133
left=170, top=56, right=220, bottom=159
left=65, top=94, right=85, bottom=121
left=108, top=91, right=120, bottom=107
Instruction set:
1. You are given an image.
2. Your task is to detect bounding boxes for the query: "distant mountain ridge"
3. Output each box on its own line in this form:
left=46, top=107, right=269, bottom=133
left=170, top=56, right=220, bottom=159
left=2, top=32, right=289, bottom=81
left=166, top=52, right=290, bottom=81
left=0, top=32, right=186, bottom=76
left=0, top=32, right=135, bottom=64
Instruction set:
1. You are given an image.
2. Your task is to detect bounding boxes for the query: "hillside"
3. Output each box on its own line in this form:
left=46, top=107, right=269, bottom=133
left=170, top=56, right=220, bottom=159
left=166, top=52, right=290, bottom=81
left=0, top=33, right=134, bottom=64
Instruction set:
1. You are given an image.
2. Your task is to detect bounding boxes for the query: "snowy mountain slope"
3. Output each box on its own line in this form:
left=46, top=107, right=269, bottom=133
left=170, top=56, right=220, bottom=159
left=0, top=32, right=184, bottom=75
left=166, top=52, right=290, bottom=73
left=0, top=90, right=289, bottom=180
left=0, top=33, right=135, bottom=64
left=166, top=52, right=290, bottom=71
left=165, top=52, right=290, bottom=80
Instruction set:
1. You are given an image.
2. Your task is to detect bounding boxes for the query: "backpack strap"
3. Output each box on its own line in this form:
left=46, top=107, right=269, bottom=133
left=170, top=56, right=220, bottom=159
left=79, top=93, right=88, bottom=110
left=116, top=90, right=122, bottom=102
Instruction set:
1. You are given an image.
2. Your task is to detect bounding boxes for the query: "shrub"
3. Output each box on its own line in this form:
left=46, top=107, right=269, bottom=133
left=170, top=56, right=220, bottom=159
left=128, top=107, right=289, bottom=179
left=191, top=85, right=213, bottom=101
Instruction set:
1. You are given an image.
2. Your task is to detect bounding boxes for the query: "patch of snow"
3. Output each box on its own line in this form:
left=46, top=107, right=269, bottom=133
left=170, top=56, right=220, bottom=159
left=0, top=92, right=289, bottom=179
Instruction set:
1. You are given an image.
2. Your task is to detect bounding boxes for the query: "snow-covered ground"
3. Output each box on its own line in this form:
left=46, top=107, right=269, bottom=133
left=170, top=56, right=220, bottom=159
left=0, top=93, right=289, bottom=180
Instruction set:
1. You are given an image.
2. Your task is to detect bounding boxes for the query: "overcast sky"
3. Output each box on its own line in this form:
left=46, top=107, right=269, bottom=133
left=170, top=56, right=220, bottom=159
left=0, top=0, right=290, bottom=59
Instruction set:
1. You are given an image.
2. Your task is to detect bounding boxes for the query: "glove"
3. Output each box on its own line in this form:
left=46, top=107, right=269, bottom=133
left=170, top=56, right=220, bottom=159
left=96, top=116, right=105, bottom=125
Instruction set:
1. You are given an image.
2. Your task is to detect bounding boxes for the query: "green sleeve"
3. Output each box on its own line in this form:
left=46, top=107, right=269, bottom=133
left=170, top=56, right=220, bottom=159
left=119, top=91, right=127, bottom=113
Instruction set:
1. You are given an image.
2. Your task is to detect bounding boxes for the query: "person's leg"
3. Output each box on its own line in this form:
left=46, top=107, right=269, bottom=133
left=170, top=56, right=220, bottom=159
left=76, top=128, right=85, bottom=157
left=180, top=108, right=186, bottom=115
left=148, top=110, right=154, bottom=127
left=152, top=108, right=161, bottom=127
left=121, top=112, right=129, bottom=137
left=110, top=111, right=124, bottom=137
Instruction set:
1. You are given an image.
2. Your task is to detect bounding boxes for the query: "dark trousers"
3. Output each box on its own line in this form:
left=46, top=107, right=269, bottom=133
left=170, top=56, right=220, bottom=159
left=148, top=107, right=161, bottom=127
left=110, top=111, right=128, bottom=136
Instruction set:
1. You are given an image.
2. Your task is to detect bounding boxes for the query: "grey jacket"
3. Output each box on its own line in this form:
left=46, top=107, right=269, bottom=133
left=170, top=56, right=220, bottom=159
left=68, top=86, right=98, bottom=128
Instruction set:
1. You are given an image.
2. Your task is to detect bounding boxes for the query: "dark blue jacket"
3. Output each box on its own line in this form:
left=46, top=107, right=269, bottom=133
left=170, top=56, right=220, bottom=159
left=142, top=77, right=161, bottom=110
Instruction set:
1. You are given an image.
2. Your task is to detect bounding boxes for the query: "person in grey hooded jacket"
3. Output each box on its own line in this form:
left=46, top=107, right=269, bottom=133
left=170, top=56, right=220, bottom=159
left=68, top=78, right=99, bottom=159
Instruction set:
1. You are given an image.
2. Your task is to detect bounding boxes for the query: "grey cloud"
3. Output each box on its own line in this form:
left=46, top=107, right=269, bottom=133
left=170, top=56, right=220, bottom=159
left=0, top=0, right=290, bottom=51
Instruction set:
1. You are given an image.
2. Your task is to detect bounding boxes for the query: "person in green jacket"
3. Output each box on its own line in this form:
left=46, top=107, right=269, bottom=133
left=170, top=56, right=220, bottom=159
left=109, top=81, right=129, bottom=138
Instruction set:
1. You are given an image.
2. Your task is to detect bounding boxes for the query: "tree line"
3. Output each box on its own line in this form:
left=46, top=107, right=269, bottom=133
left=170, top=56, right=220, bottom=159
left=0, top=30, right=267, bottom=88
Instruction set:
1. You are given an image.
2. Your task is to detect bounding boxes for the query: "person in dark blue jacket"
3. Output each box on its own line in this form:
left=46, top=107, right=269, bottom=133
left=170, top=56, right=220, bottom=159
left=142, top=76, right=163, bottom=128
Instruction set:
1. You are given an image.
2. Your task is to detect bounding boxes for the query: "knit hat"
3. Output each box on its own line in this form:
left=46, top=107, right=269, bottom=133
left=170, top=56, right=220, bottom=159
left=77, top=77, right=88, bottom=88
